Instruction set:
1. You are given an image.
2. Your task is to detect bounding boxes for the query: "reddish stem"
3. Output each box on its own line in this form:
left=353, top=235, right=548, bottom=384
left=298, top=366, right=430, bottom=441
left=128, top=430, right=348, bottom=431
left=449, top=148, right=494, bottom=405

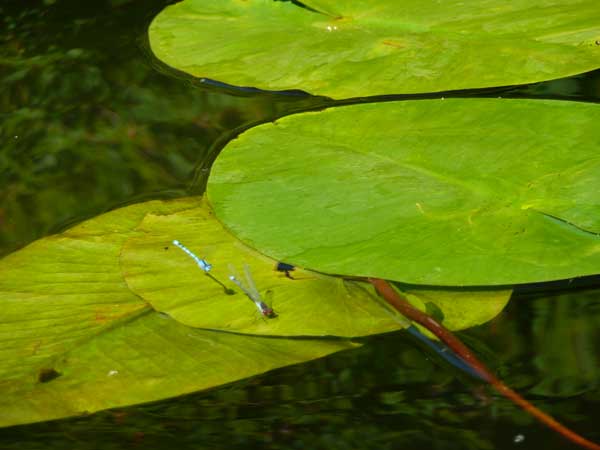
left=368, top=277, right=600, bottom=450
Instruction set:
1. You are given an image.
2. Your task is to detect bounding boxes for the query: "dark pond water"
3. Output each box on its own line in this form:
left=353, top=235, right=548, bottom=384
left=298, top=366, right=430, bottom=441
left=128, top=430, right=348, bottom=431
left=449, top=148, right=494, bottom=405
left=1, top=1, right=600, bottom=449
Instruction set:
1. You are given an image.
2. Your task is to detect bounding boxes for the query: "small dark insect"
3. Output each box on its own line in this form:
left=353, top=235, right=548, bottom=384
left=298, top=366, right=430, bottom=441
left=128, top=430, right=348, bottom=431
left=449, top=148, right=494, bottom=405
left=38, top=368, right=61, bottom=383
left=275, top=262, right=296, bottom=279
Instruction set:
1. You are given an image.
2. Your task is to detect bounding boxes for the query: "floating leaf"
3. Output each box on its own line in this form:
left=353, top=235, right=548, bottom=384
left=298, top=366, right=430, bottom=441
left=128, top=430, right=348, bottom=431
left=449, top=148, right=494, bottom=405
left=148, top=0, right=600, bottom=98
left=0, top=311, right=355, bottom=427
left=121, top=197, right=509, bottom=335
left=0, top=196, right=509, bottom=427
left=0, top=199, right=354, bottom=427
left=0, top=204, right=163, bottom=382
left=397, top=286, right=511, bottom=332
left=121, top=199, right=405, bottom=336
left=207, top=99, right=600, bottom=285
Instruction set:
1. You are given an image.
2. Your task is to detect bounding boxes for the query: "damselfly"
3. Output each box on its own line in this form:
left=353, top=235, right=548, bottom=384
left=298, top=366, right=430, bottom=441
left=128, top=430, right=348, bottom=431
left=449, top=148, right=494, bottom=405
left=229, top=264, right=276, bottom=318
left=172, top=240, right=212, bottom=272
left=172, top=240, right=233, bottom=294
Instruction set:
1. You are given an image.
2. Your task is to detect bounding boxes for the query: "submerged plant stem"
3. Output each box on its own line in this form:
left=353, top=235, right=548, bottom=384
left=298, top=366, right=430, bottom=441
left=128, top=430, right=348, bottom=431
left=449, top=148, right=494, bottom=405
left=368, top=277, right=600, bottom=450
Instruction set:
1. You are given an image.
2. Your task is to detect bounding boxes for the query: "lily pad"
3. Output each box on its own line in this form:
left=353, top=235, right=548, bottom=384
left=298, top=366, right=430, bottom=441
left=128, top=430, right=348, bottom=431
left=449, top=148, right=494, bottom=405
left=398, top=286, right=511, bottom=332
left=207, top=98, right=600, bottom=286
left=0, top=198, right=357, bottom=427
left=121, top=197, right=510, bottom=335
left=148, top=0, right=600, bottom=98
left=120, top=199, right=405, bottom=336
left=0, top=311, right=356, bottom=427
left=0, top=196, right=509, bottom=427
left=0, top=209, right=157, bottom=382
left=0, top=199, right=182, bottom=385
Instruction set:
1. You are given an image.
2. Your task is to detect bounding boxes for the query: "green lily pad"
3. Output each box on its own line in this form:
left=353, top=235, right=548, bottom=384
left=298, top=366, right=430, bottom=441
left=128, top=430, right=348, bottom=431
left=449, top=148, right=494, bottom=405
left=0, top=311, right=356, bottom=427
left=121, top=197, right=510, bottom=335
left=148, top=0, right=600, bottom=98
left=0, top=196, right=510, bottom=427
left=0, top=198, right=357, bottom=427
left=0, top=211, right=155, bottom=382
left=120, top=199, right=404, bottom=336
left=207, top=98, right=600, bottom=286
left=398, top=286, right=511, bottom=332
left=0, top=199, right=184, bottom=385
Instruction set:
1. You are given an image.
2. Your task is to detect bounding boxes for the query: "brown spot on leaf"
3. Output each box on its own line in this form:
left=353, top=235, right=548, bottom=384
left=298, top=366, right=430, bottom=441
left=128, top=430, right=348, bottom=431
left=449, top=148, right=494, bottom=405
left=38, top=368, right=61, bottom=383
left=382, top=40, right=405, bottom=49
left=95, top=311, right=108, bottom=323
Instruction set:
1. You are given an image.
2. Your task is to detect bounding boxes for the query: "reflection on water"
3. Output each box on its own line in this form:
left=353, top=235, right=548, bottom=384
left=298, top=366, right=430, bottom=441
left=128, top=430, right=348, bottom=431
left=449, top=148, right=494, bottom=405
left=0, top=0, right=317, bottom=257
left=0, top=1, right=599, bottom=449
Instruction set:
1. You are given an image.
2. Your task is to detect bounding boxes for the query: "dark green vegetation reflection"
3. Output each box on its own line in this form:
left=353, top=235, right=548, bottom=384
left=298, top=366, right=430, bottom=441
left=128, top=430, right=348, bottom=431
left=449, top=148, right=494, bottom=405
left=0, top=0, right=319, bottom=257
left=1, top=1, right=599, bottom=449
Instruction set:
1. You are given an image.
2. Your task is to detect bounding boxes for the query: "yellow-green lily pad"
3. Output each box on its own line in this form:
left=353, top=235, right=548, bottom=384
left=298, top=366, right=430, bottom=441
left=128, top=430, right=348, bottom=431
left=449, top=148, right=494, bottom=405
left=149, top=0, right=600, bottom=98
left=0, top=196, right=510, bottom=427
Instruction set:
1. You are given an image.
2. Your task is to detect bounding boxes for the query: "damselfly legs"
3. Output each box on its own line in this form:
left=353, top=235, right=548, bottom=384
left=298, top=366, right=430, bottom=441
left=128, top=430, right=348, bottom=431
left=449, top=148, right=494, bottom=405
left=229, top=264, right=276, bottom=318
